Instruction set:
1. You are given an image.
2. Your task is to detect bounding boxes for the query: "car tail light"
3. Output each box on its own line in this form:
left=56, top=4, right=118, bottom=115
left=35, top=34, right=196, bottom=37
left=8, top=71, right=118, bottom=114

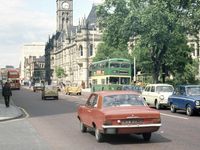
left=152, top=118, right=161, bottom=123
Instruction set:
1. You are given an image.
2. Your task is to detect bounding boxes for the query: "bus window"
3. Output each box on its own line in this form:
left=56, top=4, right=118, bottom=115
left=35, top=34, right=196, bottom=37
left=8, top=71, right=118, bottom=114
left=101, top=79, right=105, bottom=84
left=109, top=77, right=119, bottom=84
left=105, top=62, right=109, bottom=68
left=120, top=77, right=130, bottom=84
left=121, top=63, right=130, bottom=68
left=92, top=79, right=97, bottom=85
left=110, top=63, right=120, bottom=68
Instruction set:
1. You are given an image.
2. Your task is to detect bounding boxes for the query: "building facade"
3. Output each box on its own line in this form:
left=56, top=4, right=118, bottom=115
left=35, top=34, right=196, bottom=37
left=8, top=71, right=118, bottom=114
left=20, top=42, right=45, bottom=83
left=45, top=0, right=102, bottom=87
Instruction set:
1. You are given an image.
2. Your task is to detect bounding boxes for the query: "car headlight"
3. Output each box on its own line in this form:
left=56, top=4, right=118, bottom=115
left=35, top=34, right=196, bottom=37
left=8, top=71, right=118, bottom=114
left=159, top=95, right=164, bottom=100
left=195, top=101, right=200, bottom=106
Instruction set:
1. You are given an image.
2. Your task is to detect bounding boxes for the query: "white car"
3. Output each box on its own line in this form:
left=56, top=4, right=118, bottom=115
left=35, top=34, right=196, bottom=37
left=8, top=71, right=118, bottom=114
left=142, top=84, right=174, bottom=109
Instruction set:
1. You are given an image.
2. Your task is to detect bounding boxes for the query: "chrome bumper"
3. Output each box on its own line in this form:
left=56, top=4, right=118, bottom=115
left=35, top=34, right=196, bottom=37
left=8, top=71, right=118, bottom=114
left=102, top=123, right=162, bottom=129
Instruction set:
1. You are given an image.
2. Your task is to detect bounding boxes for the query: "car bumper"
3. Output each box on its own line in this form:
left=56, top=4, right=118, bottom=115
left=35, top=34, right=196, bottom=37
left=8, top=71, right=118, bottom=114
left=159, top=100, right=169, bottom=106
left=102, top=123, right=161, bottom=134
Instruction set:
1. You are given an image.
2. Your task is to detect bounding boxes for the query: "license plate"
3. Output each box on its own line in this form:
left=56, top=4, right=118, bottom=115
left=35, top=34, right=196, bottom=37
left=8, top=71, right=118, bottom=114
left=121, top=119, right=143, bottom=125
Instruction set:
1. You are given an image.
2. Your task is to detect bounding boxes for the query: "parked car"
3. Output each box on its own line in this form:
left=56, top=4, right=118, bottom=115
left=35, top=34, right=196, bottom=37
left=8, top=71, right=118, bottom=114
left=121, top=85, right=144, bottom=93
left=65, top=84, right=81, bottom=95
left=77, top=91, right=161, bottom=142
left=142, top=84, right=174, bottom=109
left=42, top=85, right=58, bottom=100
left=33, top=83, right=43, bottom=92
left=168, top=85, right=200, bottom=116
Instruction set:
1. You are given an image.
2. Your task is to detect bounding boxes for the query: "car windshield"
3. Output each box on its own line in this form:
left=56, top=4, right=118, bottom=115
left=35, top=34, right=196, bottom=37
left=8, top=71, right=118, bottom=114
left=156, top=86, right=173, bottom=92
left=186, top=86, right=200, bottom=96
left=103, top=94, right=145, bottom=107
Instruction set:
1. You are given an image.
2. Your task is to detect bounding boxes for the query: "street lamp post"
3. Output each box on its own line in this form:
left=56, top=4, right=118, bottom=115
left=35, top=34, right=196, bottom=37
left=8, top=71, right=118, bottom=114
left=133, top=57, right=136, bottom=82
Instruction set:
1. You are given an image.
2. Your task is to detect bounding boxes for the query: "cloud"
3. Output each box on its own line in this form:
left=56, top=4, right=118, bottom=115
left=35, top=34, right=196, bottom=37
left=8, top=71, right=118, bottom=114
left=0, top=0, right=56, bottom=68
left=88, top=0, right=104, bottom=3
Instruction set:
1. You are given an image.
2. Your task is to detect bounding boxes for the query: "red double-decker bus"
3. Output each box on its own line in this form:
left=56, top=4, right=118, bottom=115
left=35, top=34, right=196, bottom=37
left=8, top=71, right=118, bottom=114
left=7, top=69, right=20, bottom=90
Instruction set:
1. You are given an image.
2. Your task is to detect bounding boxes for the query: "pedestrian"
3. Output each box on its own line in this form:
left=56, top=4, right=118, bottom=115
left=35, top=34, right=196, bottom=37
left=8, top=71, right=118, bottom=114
left=2, top=82, right=12, bottom=108
left=29, top=80, right=31, bottom=88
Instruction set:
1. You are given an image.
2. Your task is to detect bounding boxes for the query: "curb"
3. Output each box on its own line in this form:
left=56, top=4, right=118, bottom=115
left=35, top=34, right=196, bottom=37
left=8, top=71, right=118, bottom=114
left=0, top=105, right=23, bottom=122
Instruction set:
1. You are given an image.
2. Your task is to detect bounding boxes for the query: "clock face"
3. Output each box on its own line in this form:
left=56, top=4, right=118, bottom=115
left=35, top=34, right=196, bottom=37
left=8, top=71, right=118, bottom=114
left=62, top=2, right=69, bottom=9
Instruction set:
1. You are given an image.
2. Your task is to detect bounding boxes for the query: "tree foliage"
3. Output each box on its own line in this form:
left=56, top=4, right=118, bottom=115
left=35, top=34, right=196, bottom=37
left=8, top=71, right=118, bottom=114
left=55, top=66, right=65, bottom=79
left=96, top=0, right=200, bottom=83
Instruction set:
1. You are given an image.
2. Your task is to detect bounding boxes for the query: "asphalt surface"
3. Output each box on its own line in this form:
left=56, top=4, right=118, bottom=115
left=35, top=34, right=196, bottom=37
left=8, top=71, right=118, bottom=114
left=0, top=88, right=200, bottom=150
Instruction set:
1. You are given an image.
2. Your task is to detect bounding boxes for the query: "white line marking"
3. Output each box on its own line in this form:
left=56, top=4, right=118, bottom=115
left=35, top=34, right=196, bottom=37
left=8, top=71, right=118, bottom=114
left=160, top=113, right=188, bottom=120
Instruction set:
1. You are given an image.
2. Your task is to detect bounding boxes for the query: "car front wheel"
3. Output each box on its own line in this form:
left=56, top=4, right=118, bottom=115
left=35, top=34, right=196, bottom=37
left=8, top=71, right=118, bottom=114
left=95, top=128, right=104, bottom=142
left=170, top=104, right=176, bottom=113
left=155, top=101, right=160, bottom=110
left=142, top=133, right=151, bottom=142
left=186, top=105, right=194, bottom=116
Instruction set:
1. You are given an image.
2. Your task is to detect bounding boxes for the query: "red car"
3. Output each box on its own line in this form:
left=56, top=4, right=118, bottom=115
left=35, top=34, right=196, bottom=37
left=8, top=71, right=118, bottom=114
left=77, top=91, right=161, bottom=142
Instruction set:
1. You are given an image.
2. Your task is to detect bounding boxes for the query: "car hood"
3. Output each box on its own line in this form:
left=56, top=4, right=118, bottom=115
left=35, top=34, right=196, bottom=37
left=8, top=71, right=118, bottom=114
left=169, top=95, right=200, bottom=100
left=102, top=106, right=160, bottom=119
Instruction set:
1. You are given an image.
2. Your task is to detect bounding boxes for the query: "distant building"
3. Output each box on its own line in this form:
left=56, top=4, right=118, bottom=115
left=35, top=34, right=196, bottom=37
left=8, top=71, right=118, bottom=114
left=20, top=42, right=45, bottom=82
left=45, top=0, right=102, bottom=86
left=187, top=32, right=200, bottom=79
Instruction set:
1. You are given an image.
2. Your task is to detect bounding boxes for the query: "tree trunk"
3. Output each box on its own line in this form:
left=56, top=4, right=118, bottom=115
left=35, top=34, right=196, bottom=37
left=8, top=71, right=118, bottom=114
left=152, top=60, right=160, bottom=83
left=162, top=63, right=166, bottom=83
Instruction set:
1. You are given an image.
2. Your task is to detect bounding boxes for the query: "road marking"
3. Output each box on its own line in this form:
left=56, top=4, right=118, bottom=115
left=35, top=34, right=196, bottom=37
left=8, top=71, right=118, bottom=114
left=160, top=113, right=188, bottom=120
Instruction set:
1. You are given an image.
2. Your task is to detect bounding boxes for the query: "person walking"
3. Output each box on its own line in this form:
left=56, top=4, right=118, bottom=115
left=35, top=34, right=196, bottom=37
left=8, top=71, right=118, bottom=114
left=2, top=82, right=12, bottom=108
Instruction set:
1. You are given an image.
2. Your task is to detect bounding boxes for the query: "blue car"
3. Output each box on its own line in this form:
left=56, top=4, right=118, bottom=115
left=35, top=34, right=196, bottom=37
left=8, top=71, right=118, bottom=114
left=168, top=85, right=200, bottom=116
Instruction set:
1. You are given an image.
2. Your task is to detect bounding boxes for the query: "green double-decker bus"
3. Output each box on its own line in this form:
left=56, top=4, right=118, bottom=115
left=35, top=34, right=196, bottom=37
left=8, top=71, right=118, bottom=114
left=90, top=58, right=132, bottom=92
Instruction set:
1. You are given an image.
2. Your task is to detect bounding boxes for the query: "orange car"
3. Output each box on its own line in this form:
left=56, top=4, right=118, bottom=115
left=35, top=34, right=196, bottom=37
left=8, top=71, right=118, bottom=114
left=77, top=91, right=161, bottom=142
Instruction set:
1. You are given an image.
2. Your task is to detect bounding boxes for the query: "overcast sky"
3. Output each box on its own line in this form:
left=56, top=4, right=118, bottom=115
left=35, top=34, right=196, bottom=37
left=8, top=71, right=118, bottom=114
left=0, top=0, right=103, bottom=68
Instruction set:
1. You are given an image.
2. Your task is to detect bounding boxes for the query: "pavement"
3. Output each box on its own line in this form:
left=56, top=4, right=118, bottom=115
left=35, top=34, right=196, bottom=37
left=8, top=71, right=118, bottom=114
left=0, top=94, right=23, bottom=122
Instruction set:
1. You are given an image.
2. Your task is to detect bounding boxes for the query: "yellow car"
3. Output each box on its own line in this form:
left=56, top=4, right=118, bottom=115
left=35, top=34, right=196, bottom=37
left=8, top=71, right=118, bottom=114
left=42, top=85, right=59, bottom=100
left=65, top=85, right=82, bottom=95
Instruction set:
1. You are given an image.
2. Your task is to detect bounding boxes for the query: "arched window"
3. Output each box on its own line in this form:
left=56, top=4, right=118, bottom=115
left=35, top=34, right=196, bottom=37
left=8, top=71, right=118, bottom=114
left=79, top=45, right=83, bottom=56
left=89, top=44, right=93, bottom=56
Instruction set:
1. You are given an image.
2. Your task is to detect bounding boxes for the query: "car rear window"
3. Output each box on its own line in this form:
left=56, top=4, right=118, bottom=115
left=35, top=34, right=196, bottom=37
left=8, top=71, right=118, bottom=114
left=103, top=94, right=145, bottom=107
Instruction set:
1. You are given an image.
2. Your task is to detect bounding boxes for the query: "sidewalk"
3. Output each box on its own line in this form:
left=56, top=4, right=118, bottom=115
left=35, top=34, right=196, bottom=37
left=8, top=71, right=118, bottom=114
left=0, top=95, right=23, bottom=122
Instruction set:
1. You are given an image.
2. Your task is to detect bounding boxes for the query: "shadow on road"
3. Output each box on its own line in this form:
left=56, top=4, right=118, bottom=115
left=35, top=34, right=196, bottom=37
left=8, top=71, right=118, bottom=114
left=87, top=131, right=171, bottom=145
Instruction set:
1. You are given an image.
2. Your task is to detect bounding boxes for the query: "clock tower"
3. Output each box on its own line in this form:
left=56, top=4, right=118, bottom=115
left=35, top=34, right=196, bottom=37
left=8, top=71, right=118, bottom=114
left=56, top=0, right=73, bottom=32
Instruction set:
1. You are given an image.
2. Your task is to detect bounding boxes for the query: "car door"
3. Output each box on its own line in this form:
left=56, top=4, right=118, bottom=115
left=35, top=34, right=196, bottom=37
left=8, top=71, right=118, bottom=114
left=83, top=94, right=98, bottom=127
left=149, top=85, right=156, bottom=106
left=81, top=95, right=93, bottom=126
left=178, top=87, right=187, bottom=109
left=172, top=86, right=185, bottom=109
left=170, top=87, right=180, bottom=108
left=143, top=86, right=151, bottom=104
left=88, top=94, right=99, bottom=127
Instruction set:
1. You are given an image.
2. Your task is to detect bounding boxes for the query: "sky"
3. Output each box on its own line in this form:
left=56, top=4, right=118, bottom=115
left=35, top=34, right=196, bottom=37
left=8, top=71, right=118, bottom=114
left=0, top=0, right=103, bottom=68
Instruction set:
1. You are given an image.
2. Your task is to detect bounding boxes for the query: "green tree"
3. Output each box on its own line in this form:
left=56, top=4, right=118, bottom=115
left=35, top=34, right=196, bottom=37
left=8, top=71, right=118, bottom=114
left=94, top=0, right=130, bottom=61
left=96, top=0, right=200, bottom=83
left=55, top=66, right=65, bottom=78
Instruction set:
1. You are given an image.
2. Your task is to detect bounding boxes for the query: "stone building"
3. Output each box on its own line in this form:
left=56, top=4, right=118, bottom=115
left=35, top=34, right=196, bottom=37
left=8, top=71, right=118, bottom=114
left=45, top=0, right=102, bottom=87
left=20, top=42, right=45, bottom=82
left=23, top=56, right=45, bottom=84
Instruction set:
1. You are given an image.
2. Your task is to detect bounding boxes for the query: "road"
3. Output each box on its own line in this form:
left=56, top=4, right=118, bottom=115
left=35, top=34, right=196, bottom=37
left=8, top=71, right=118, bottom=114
left=0, top=88, right=200, bottom=150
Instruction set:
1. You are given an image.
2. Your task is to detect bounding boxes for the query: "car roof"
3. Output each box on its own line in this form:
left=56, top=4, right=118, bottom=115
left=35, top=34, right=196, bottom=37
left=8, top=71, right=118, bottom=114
left=178, top=85, right=200, bottom=87
left=146, top=84, right=173, bottom=86
left=93, top=90, right=140, bottom=97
